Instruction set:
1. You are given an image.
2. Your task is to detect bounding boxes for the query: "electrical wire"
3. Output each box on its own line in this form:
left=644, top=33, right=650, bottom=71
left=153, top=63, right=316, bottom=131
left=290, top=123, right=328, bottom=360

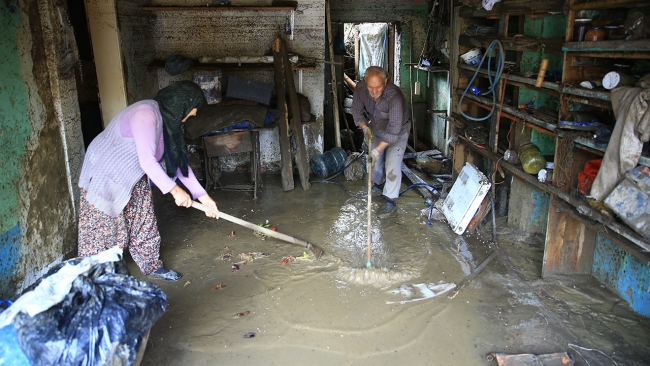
left=458, top=40, right=505, bottom=122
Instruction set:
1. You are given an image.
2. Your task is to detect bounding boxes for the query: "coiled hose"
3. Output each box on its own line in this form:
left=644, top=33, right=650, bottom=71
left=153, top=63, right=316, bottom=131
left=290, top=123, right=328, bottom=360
left=459, top=40, right=505, bottom=122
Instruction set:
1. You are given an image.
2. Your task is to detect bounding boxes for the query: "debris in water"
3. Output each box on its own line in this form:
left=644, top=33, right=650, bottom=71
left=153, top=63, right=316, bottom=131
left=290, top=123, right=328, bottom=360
left=269, top=226, right=277, bottom=231
left=488, top=351, right=573, bottom=365
left=228, top=230, right=235, bottom=237
left=234, top=310, right=251, bottom=318
left=232, top=264, right=240, bottom=272
left=254, top=220, right=272, bottom=238
left=243, top=332, right=255, bottom=338
left=211, top=282, right=226, bottom=290
left=386, top=281, right=456, bottom=304
left=183, top=281, right=191, bottom=287
left=238, top=252, right=271, bottom=263
left=295, top=251, right=313, bottom=261
left=281, top=256, right=295, bottom=265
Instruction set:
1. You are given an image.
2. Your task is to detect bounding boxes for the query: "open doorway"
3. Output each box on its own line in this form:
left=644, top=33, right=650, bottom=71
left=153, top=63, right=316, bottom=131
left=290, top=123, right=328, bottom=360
left=325, top=22, right=399, bottom=151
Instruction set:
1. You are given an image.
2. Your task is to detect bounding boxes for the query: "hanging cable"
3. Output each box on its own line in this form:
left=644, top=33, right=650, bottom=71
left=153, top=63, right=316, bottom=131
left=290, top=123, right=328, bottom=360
left=458, top=40, right=505, bottom=122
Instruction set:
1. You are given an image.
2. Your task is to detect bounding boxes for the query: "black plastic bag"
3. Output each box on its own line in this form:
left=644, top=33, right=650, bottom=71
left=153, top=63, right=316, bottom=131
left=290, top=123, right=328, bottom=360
left=13, top=259, right=167, bottom=366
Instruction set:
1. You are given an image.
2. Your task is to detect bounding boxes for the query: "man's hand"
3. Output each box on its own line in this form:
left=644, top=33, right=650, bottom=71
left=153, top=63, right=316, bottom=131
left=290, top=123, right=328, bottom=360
left=368, top=148, right=380, bottom=164
left=170, top=185, right=192, bottom=208
left=198, top=194, right=219, bottom=219
left=362, top=126, right=374, bottom=143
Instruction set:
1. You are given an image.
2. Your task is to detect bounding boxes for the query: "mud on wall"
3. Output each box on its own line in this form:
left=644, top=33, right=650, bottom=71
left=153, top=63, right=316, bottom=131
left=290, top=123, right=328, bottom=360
left=146, top=0, right=325, bottom=171
left=0, top=0, right=83, bottom=299
left=116, top=0, right=159, bottom=104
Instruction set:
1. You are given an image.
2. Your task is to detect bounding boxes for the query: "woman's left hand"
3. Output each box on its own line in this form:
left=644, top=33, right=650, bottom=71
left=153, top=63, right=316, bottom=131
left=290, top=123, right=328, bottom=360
left=198, top=194, right=219, bottom=219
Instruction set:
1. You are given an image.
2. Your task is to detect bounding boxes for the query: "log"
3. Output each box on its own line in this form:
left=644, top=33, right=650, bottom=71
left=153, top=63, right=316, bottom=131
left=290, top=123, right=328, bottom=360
left=401, top=162, right=434, bottom=198
left=272, top=38, right=294, bottom=191
left=279, top=38, right=311, bottom=191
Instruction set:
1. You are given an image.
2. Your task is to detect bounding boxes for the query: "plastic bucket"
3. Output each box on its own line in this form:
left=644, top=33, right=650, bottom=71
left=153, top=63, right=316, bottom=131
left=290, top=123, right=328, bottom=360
left=460, top=48, right=482, bottom=66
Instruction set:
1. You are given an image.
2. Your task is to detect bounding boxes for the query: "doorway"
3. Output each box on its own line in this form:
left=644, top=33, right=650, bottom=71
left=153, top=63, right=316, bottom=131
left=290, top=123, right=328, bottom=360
left=324, top=22, right=399, bottom=151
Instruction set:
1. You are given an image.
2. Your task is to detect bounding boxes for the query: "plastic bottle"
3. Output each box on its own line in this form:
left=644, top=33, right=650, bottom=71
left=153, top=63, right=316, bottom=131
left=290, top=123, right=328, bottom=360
left=518, top=143, right=546, bottom=175
left=311, top=147, right=348, bottom=178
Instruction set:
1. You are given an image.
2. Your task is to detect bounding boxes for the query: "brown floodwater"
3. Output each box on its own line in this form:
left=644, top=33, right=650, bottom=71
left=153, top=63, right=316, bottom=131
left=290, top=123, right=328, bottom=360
left=134, top=175, right=650, bottom=365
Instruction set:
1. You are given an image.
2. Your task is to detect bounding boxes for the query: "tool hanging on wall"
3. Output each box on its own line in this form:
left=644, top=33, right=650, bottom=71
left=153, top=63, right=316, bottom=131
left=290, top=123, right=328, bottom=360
left=414, top=68, right=421, bottom=95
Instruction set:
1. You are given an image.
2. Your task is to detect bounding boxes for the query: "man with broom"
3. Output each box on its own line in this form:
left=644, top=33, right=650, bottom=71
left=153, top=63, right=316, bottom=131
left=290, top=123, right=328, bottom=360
left=351, top=66, right=411, bottom=218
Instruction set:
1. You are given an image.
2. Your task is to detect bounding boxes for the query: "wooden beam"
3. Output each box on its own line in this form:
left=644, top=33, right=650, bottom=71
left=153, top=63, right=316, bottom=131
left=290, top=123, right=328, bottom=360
left=279, top=38, right=311, bottom=191
left=563, top=39, right=650, bottom=53
left=401, top=162, right=433, bottom=198
left=459, top=0, right=565, bottom=17
left=571, top=0, right=649, bottom=11
left=325, top=0, right=341, bottom=148
left=272, top=38, right=295, bottom=192
left=142, top=5, right=297, bottom=11
left=459, top=35, right=564, bottom=54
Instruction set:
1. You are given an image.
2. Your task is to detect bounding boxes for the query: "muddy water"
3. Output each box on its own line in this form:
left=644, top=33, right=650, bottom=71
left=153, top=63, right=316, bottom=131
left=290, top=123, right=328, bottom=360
left=136, top=176, right=650, bottom=365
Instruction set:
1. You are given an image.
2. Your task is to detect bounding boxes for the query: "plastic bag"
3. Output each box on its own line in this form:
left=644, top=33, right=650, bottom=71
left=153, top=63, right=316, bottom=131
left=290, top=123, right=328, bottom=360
left=578, top=159, right=602, bottom=195
left=12, top=258, right=167, bottom=366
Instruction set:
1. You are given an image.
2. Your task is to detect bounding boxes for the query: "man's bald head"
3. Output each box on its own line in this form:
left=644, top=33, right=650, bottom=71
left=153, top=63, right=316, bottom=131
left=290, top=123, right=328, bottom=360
left=364, top=67, right=388, bottom=100
left=364, top=66, right=388, bottom=81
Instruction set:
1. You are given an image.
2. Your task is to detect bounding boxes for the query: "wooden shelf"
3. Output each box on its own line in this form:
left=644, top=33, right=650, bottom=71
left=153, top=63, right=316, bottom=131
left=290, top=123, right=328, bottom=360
left=459, top=35, right=564, bottom=54
left=564, top=134, right=650, bottom=168
left=571, top=0, right=650, bottom=10
left=456, top=133, right=650, bottom=254
left=142, top=5, right=296, bottom=11
left=459, top=64, right=614, bottom=106
left=563, top=40, right=650, bottom=54
left=147, top=60, right=315, bottom=72
left=458, top=0, right=565, bottom=17
left=461, top=93, right=558, bottom=133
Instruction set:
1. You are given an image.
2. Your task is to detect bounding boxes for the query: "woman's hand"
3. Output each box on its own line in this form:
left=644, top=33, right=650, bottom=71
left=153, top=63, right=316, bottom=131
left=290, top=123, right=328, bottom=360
left=198, top=194, right=219, bottom=219
left=170, top=185, right=192, bottom=208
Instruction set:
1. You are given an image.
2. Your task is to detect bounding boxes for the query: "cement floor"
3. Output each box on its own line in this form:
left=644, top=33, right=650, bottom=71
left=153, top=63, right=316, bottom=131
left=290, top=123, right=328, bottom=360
left=133, top=175, right=650, bottom=365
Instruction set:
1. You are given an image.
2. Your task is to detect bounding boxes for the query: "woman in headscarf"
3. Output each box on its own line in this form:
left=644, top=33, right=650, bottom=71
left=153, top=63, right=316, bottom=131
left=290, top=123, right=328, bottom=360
left=77, top=81, right=218, bottom=281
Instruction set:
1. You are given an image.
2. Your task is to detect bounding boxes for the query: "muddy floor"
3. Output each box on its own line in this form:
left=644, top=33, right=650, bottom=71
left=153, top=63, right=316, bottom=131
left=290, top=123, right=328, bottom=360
left=132, top=175, right=650, bottom=365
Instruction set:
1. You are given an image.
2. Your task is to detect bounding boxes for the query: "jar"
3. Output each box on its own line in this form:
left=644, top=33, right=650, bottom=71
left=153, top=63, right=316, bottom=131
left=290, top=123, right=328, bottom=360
left=572, top=19, right=592, bottom=41
left=602, top=71, right=637, bottom=89
left=585, top=27, right=605, bottom=41
left=519, top=143, right=546, bottom=175
left=604, top=25, right=625, bottom=40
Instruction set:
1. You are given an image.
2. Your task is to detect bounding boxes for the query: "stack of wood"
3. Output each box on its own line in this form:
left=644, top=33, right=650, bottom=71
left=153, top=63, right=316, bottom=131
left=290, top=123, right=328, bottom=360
left=272, top=37, right=311, bottom=192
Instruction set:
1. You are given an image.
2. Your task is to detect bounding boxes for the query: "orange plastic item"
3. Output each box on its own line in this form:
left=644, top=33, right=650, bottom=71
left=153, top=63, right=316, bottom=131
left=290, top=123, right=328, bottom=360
left=577, top=159, right=602, bottom=195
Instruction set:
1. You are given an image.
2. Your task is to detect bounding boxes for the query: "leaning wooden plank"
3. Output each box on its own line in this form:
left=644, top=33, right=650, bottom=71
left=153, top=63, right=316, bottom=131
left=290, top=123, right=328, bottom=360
left=279, top=38, right=311, bottom=191
left=400, top=162, right=433, bottom=198
left=272, top=38, right=294, bottom=191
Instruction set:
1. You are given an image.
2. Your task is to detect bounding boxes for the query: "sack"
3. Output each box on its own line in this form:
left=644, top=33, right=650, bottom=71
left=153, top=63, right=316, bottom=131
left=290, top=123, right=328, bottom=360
left=13, top=258, right=166, bottom=366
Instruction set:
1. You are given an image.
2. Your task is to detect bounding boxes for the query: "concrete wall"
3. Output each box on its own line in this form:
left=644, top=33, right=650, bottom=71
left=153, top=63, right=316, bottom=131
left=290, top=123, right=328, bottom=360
left=117, top=0, right=159, bottom=104
left=0, top=0, right=84, bottom=299
left=145, top=0, right=325, bottom=171
left=592, top=235, right=650, bottom=317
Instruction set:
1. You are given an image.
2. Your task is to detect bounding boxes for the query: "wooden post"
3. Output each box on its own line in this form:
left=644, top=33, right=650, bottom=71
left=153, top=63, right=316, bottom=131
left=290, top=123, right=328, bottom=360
left=409, top=21, right=418, bottom=151
left=272, top=38, right=295, bottom=191
left=325, top=0, right=341, bottom=148
left=279, top=38, right=311, bottom=191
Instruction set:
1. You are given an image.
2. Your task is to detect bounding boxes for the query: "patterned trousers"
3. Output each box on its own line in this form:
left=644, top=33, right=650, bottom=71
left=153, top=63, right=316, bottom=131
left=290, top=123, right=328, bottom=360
left=78, top=176, right=163, bottom=275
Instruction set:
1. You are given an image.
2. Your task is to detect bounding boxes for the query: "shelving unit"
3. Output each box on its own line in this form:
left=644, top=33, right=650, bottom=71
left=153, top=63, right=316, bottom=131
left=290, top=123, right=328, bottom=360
left=142, top=5, right=297, bottom=11
left=146, top=60, right=316, bottom=72
left=451, top=0, right=650, bottom=278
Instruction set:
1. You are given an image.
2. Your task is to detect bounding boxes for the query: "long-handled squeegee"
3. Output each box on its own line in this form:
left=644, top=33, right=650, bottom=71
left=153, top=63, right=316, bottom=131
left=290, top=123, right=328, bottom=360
left=192, top=201, right=324, bottom=259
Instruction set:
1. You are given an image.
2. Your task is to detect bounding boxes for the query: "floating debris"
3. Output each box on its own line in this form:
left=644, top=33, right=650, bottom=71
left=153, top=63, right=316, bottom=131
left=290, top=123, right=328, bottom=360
left=243, top=332, right=255, bottom=338
left=211, top=282, right=226, bottom=290
left=183, top=281, right=191, bottom=287
left=281, top=256, right=295, bottom=265
left=228, top=230, right=235, bottom=238
left=231, top=264, right=240, bottom=272
left=234, top=310, right=250, bottom=318
left=238, top=252, right=271, bottom=263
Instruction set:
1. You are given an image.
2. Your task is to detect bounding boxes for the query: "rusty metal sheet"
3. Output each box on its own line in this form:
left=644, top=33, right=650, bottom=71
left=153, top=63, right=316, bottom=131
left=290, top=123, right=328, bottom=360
left=494, top=352, right=573, bottom=366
